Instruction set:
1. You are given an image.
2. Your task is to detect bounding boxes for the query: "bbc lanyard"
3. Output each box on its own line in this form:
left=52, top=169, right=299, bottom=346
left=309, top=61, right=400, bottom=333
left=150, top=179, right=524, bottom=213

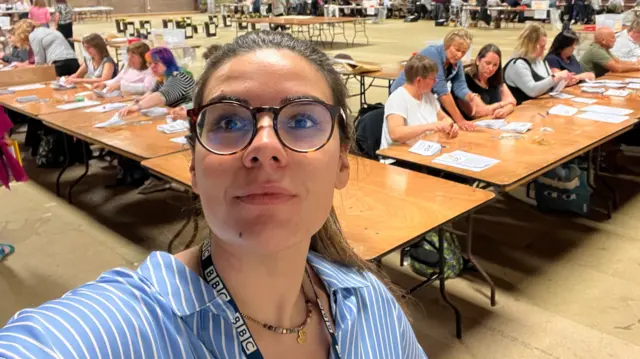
left=200, top=240, right=342, bottom=359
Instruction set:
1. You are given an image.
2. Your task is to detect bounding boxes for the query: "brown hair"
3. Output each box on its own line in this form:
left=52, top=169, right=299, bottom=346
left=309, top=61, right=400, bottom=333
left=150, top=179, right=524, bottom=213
left=202, top=44, right=223, bottom=61
left=127, top=41, right=150, bottom=70
left=630, top=18, right=640, bottom=33
left=82, top=33, right=111, bottom=62
left=404, top=54, right=438, bottom=84
left=190, top=31, right=411, bottom=317
left=443, top=29, right=473, bottom=49
left=466, top=43, right=504, bottom=88
left=515, top=22, right=547, bottom=58
left=33, top=0, right=46, bottom=7
left=11, top=19, right=37, bottom=49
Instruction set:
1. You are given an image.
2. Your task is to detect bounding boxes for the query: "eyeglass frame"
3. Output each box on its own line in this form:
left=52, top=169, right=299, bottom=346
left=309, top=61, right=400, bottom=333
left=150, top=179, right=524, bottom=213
left=188, top=98, right=345, bottom=156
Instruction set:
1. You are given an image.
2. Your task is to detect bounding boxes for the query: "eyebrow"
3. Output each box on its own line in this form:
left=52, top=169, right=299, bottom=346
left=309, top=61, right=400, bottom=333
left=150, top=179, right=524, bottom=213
left=205, top=94, right=327, bottom=107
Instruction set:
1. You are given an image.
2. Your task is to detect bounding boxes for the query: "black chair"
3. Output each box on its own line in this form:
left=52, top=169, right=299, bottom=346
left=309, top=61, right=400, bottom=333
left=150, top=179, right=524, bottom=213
left=139, top=20, right=152, bottom=35
left=162, top=19, right=175, bottom=29
left=204, top=21, right=218, bottom=37
left=115, top=19, right=127, bottom=35
left=354, top=108, right=385, bottom=160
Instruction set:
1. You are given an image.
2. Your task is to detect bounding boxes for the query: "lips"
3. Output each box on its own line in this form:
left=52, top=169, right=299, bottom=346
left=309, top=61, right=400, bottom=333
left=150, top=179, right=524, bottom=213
left=234, top=185, right=296, bottom=205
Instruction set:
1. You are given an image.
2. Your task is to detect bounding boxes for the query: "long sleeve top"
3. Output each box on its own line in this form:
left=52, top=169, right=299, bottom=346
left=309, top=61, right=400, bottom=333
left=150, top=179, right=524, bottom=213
left=105, top=66, right=157, bottom=94
left=504, top=56, right=555, bottom=99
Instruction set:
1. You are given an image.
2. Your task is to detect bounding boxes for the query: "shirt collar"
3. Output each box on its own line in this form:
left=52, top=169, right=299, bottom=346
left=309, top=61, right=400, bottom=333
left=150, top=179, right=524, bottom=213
left=138, top=250, right=371, bottom=318
left=436, top=43, right=459, bottom=72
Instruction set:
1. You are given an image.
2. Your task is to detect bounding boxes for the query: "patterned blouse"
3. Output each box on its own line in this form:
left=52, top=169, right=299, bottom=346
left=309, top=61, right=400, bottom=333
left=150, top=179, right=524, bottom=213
left=55, top=4, right=73, bottom=25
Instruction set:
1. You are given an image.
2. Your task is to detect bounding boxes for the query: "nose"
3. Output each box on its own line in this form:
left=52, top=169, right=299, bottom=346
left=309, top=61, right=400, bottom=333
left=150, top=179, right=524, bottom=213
left=242, top=113, right=288, bottom=169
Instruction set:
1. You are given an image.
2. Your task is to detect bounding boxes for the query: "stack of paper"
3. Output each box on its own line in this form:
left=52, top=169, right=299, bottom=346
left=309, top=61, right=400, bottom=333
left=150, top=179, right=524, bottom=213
left=501, top=122, right=534, bottom=134
left=0, top=63, right=18, bottom=71
left=475, top=119, right=507, bottom=129
left=56, top=100, right=101, bottom=110
left=433, top=150, right=500, bottom=172
left=93, top=90, right=122, bottom=98
left=627, top=83, right=640, bottom=89
left=604, top=83, right=626, bottom=88
left=84, top=103, right=128, bottom=113
left=94, top=114, right=125, bottom=128
left=157, top=120, right=189, bottom=134
left=604, top=89, right=630, bottom=97
left=548, top=104, right=579, bottom=116
left=625, top=78, right=640, bottom=83
left=571, top=97, right=598, bottom=104
left=170, top=136, right=189, bottom=145
left=579, top=82, right=603, bottom=87
left=581, top=105, right=633, bottom=116
left=408, top=140, right=442, bottom=156
left=581, top=87, right=606, bottom=94
left=0, top=89, right=15, bottom=95
left=550, top=92, right=574, bottom=99
left=8, top=84, right=46, bottom=91
left=141, top=107, right=169, bottom=117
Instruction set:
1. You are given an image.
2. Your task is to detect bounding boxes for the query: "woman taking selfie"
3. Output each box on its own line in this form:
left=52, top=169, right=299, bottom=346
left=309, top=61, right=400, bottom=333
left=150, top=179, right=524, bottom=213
left=66, top=33, right=118, bottom=85
left=93, top=41, right=156, bottom=94
left=0, top=31, right=426, bottom=358
left=462, top=44, right=517, bottom=119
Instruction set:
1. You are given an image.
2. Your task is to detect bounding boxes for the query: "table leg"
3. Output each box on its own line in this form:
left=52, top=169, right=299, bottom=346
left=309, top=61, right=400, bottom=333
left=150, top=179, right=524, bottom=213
left=595, top=146, right=619, bottom=209
left=438, top=227, right=462, bottom=339
left=167, top=211, right=193, bottom=254
left=464, top=212, right=496, bottom=307
left=55, top=133, right=72, bottom=197
left=67, top=141, right=90, bottom=204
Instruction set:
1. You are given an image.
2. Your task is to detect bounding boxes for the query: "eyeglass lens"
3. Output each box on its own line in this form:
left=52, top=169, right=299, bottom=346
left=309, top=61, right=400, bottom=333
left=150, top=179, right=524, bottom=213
left=196, top=102, right=334, bottom=154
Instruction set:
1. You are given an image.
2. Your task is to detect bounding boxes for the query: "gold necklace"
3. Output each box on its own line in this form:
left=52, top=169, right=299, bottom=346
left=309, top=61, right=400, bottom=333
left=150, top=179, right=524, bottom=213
left=240, top=300, right=313, bottom=344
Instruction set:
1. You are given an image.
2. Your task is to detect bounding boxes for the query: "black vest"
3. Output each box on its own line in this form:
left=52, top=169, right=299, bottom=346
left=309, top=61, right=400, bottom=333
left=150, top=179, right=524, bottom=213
left=504, top=57, right=551, bottom=105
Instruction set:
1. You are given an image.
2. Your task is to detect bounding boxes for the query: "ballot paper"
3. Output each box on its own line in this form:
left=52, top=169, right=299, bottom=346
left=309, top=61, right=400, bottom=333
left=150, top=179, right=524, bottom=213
left=550, top=92, right=574, bottom=99
left=0, top=63, right=18, bottom=71
left=51, top=82, right=76, bottom=90
left=157, top=119, right=189, bottom=134
left=580, top=105, right=633, bottom=116
left=8, top=84, right=46, bottom=91
left=604, top=83, right=626, bottom=88
left=579, top=82, right=603, bottom=87
left=581, top=87, right=606, bottom=94
left=501, top=122, right=533, bottom=134
left=433, top=150, right=500, bottom=172
left=56, top=100, right=101, bottom=110
left=592, top=79, right=624, bottom=85
left=15, top=95, right=39, bottom=103
left=408, top=140, right=442, bottom=156
left=577, top=112, right=629, bottom=124
left=475, top=119, right=507, bottom=130
left=84, top=102, right=128, bottom=113
left=0, top=89, right=15, bottom=95
left=625, top=78, right=640, bottom=83
left=551, top=80, right=567, bottom=94
left=548, top=104, right=579, bottom=116
left=93, top=90, right=122, bottom=98
left=170, top=136, right=189, bottom=145
left=141, top=107, right=169, bottom=117
left=604, top=89, right=630, bottom=97
left=627, top=83, right=640, bottom=89
left=570, top=97, right=598, bottom=104
left=94, top=114, right=125, bottom=128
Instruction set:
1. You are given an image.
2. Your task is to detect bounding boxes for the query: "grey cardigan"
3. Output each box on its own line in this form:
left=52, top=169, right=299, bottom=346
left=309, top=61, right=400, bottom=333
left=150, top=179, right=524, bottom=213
left=28, top=27, right=76, bottom=65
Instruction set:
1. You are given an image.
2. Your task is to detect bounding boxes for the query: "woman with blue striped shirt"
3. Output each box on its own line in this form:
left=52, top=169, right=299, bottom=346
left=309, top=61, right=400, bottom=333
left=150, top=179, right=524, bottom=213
left=0, top=31, right=427, bottom=358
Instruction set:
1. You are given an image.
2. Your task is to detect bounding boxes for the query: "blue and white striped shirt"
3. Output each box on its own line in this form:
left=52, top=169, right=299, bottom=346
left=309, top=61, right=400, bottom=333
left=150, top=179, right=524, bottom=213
left=0, top=251, right=427, bottom=358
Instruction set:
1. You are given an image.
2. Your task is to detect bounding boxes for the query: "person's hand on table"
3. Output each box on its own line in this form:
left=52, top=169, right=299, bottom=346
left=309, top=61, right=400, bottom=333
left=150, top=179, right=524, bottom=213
left=169, top=106, right=188, bottom=120
left=553, top=70, right=573, bottom=83
left=435, top=122, right=459, bottom=138
left=119, top=103, right=141, bottom=117
left=66, top=77, right=82, bottom=84
left=582, top=72, right=596, bottom=82
left=105, top=83, right=120, bottom=93
left=92, top=83, right=106, bottom=90
left=456, top=120, right=476, bottom=132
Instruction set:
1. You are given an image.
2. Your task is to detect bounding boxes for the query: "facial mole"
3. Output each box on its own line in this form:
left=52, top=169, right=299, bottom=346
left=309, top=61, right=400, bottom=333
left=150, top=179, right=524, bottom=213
left=238, top=232, right=243, bottom=239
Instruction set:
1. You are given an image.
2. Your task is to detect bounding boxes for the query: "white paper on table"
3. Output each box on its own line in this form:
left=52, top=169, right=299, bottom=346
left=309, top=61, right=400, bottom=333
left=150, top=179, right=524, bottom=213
left=604, top=89, right=631, bottom=97
left=94, top=114, right=126, bottom=128
left=550, top=92, right=574, bottom=99
left=627, top=83, right=640, bottom=89
left=157, top=119, right=189, bottom=134
left=580, top=105, right=633, bottom=116
left=93, top=90, right=122, bottom=98
left=604, top=83, right=627, bottom=88
left=0, top=63, right=18, bottom=71
left=475, top=119, right=507, bottom=130
left=625, top=78, right=640, bottom=83
left=577, top=112, right=629, bottom=124
left=592, top=79, right=624, bottom=84
left=551, top=80, right=567, bottom=94
left=581, top=87, right=606, bottom=93
left=571, top=97, right=598, bottom=104
left=548, top=104, right=579, bottom=116
left=84, top=102, right=128, bottom=113
left=433, top=150, right=500, bottom=172
left=579, top=82, right=603, bottom=87
left=7, top=83, right=46, bottom=91
left=501, top=122, right=533, bottom=133
left=408, top=140, right=442, bottom=156
left=141, top=107, right=169, bottom=117
left=75, top=91, right=92, bottom=96
left=55, top=100, right=101, bottom=110
left=170, top=136, right=189, bottom=145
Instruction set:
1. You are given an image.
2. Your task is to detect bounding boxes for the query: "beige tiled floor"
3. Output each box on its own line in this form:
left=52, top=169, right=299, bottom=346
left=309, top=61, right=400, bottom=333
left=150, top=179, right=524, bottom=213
left=2, top=16, right=640, bottom=358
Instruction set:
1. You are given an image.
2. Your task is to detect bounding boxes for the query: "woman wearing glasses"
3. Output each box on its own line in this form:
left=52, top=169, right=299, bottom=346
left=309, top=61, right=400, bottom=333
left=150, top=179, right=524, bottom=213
left=0, top=31, right=426, bottom=358
left=503, top=23, right=574, bottom=105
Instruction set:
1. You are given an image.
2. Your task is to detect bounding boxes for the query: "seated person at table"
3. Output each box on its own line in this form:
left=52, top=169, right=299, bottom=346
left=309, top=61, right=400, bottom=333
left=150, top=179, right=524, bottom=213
left=545, top=29, right=596, bottom=83
left=580, top=27, right=640, bottom=78
left=0, top=30, right=29, bottom=65
left=66, top=33, right=117, bottom=85
left=391, top=29, right=489, bottom=131
left=610, top=19, right=640, bottom=62
left=120, top=47, right=196, bottom=116
left=92, top=42, right=155, bottom=95
left=462, top=44, right=517, bottom=119
left=11, top=19, right=79, bottom=76
left=504, top=23, right=573, bottom=105
left=380, top=54, right=459, bottom=154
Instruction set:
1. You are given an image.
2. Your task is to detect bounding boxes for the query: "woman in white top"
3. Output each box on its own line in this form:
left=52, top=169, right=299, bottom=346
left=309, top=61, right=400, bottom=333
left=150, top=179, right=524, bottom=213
left=503, top=22, right=574, bottom=105
left=380, top=54, right=459, bottom=151
left=66, top=33, right=117, bottom=85
left=93, top=42, right=156, bottom=95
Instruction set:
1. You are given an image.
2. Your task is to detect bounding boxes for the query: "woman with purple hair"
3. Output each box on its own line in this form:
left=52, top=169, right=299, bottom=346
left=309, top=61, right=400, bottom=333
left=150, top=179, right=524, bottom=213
left=120, top=47, right=195, bottom=116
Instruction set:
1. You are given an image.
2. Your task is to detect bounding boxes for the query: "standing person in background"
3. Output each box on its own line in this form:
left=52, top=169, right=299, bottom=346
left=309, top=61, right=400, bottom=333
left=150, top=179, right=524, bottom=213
left=53, top=0, right=73, bottom=49
left=271, top=0, right=288, bottom=30
left=28, top=0, right=50, bottom=27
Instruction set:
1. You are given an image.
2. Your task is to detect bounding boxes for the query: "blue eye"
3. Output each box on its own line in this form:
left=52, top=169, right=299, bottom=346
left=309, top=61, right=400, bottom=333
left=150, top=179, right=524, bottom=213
left=213, top=115, right=252, bottom=132
left=287, top=113, right=319, bottom=129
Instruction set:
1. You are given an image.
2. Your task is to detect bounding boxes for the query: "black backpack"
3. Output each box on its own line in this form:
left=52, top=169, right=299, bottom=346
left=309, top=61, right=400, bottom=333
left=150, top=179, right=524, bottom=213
left=354, top=105, right=384, bottom=159
left=35, top=131, right=66, bottom=168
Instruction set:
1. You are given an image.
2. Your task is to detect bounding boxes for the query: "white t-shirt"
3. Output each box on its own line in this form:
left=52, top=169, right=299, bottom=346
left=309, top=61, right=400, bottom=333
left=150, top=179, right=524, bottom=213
left=379, top=86, right=440, bottom=151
